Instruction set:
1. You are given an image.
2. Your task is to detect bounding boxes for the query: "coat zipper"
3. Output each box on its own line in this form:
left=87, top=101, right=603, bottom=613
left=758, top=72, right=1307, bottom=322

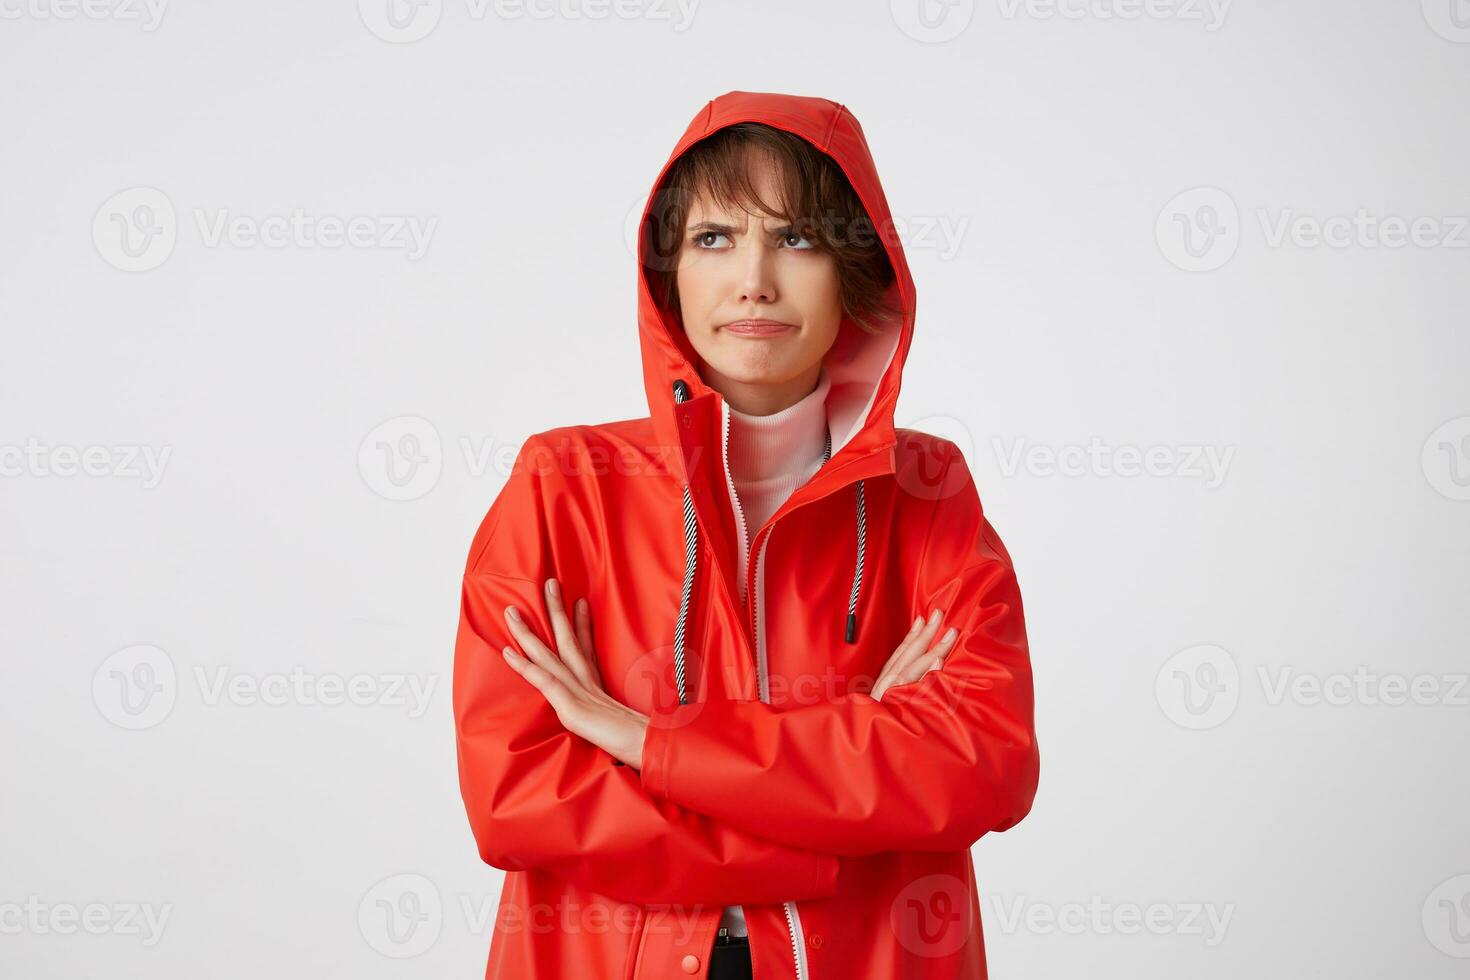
left=718, top=400, right=752, bottom=613
left=720, top=400, right=810, bottom=980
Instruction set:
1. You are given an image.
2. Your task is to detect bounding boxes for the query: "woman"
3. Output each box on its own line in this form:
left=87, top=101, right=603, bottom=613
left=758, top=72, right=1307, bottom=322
left=453, top=91, right=1040, bottom=980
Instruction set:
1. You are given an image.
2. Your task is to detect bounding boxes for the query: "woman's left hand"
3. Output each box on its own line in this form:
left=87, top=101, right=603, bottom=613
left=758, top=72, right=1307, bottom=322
left=500, top=578, right=650, bottom=769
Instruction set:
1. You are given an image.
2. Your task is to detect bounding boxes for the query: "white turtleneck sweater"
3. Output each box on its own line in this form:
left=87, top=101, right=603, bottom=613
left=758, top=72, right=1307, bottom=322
left=726, top=364, right=832, bottom=608
left=718, top=364, right=831, bottom=939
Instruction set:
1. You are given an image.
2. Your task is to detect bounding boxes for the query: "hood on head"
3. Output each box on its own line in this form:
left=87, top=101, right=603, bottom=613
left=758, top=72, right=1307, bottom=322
left=635, top=91, right=917, bottom=485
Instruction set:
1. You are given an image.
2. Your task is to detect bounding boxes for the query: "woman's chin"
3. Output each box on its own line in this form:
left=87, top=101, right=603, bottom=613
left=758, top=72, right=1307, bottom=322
left=717, top=361, right=791, bottom=386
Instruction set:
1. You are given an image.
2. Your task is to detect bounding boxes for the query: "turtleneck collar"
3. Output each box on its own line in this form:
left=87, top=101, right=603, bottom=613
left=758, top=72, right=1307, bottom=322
left=726, top=364, right=831, bottom=488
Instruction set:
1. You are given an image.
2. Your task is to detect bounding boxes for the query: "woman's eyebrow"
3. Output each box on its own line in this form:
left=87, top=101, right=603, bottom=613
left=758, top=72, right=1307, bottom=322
left=687, top=220, right=740, bottom=234
left=686, top=219, right=796, bottom=235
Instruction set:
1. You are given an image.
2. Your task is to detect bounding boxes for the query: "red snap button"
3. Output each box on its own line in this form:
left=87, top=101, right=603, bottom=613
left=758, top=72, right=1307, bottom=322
left=810, top=932, right=824, bottom=948
left=680, top=953, right=700, bottom=973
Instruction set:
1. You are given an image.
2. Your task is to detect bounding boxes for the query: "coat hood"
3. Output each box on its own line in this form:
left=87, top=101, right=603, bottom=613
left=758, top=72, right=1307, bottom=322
left=632, top=91, right=920, bottom=668
left=635, top=91, right=916, bottom=499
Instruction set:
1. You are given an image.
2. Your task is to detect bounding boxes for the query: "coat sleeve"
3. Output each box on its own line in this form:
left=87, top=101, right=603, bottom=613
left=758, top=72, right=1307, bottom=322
left=636, top=442, right=1040, bottom=857
left=452, top=434, right=842, bottom=907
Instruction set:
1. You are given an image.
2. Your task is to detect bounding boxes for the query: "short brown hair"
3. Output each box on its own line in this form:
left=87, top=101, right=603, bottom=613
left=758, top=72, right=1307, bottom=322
left=643, top=122, right=898, bottom=336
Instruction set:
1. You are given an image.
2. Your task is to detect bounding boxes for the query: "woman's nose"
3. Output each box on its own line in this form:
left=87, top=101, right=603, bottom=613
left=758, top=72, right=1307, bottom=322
left=737, top=245, right=776, bottom=304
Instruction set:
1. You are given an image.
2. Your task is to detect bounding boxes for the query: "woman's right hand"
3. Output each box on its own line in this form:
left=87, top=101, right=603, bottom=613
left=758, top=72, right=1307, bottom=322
left=870, top=609, right=958, bottom=702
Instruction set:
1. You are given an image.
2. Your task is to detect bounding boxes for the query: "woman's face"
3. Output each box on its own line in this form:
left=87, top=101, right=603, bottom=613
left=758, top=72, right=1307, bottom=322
left=674, top=153, right=843, bottom=412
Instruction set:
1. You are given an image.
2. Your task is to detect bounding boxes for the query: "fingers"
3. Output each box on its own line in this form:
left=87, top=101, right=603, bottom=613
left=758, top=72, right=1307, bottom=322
left=871, top=616, right=923, bottom=701
left=501, top=644, right=573, bottom=715
left=904, top=610, right=945, bottom=666
left=541, top=578, right=600, bottom=690
left=905, top=628, right=957, bottom=683
left=503, top=604, right=578, bottom=691
left=573, top=597, right=604, bottom=689
left=912, top=609, right=947, bottom=658
left=504, top=642, right=642, bottom=760
left=882, top=609, right=945, bottom=682
left=542, top=578, right=577, bottom=653
left=897, top=615, right=926, bottom=654
left=879, top=616, right=925, bottom=680
left=574, top=597, right=592, bottom=653
left=928, top=626, right=959, bottom=666
left=873, top=615, right=958, bottom=701
left=503, top=580, right=608, bottom=697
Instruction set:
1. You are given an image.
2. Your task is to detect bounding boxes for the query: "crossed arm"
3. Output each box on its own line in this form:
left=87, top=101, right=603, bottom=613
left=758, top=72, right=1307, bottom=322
left=451, top=434, right=1039, bottom=906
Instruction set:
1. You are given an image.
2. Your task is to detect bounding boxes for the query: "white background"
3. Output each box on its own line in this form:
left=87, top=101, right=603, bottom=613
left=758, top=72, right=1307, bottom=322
left=2, top=1, right=1467, bottom=977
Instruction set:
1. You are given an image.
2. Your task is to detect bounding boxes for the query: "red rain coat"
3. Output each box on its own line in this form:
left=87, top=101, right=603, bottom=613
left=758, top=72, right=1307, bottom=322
left=453, top=90, right=1040, bottom=979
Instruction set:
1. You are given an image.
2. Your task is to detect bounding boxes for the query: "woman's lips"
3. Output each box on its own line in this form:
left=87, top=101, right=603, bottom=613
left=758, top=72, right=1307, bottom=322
left=720, top=318, right=796, bottom=337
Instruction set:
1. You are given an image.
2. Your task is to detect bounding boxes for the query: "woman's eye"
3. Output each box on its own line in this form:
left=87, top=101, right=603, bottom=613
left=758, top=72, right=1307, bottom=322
left=692, top=231, right=730, bottom=248
left=782, top=231, right=815, bottom=249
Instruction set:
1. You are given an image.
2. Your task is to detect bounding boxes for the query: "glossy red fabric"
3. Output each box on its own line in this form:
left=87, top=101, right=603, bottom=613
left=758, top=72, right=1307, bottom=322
left=453, top=90, right=1040, bottom=980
